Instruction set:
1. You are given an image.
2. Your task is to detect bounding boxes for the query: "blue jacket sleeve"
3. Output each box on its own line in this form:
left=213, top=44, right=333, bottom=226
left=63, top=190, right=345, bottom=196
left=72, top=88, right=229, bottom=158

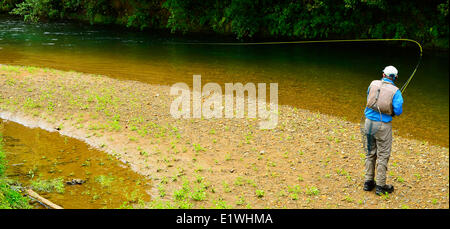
left=392, top=90, right=403, bottom=116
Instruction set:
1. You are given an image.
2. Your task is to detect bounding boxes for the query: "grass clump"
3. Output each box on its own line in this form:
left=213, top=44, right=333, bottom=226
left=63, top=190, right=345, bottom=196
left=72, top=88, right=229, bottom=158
left=305, top=186, right=320, bottom=196
left=255, top=189, right=265, bottom=198
left=31, top=177, right=65, bottom=193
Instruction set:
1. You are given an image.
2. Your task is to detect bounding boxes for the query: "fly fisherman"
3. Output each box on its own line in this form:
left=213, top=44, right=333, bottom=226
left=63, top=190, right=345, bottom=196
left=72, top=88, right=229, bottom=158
left=363, top=66, right=404, bottom=195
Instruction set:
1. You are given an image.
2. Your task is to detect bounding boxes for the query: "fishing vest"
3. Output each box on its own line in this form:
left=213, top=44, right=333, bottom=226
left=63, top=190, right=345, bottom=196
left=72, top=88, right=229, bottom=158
left=366, top=80, right=399, bottom=116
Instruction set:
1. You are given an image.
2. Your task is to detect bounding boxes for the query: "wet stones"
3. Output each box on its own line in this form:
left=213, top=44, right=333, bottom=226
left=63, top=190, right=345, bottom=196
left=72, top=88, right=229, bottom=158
left=66, top=179, right=86, bottom=185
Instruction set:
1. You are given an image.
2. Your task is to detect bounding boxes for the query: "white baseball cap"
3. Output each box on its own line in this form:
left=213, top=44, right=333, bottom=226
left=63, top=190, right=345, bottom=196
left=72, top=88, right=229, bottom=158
left=383, top=66, right=398, bottom=77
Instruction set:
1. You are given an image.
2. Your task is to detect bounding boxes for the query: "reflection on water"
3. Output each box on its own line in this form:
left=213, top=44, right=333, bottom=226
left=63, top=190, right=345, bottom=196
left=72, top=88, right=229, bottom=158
left=0, top=16, right=448, bottom=146
left=0, top=119, right=151, bottom=209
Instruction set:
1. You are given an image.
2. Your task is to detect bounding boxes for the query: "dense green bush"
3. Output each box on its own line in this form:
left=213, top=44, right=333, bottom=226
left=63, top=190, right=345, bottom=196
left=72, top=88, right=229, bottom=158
left=2, top=0, right=449, bottom=48
left=0, top=179, right=31, bottom=209
left=162, top=0, right=449, bottom=48
left=0, top=0, right=18, bottom=12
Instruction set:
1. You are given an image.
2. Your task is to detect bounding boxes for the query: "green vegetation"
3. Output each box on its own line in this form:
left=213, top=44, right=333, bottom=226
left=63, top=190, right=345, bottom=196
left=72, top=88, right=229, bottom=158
left=305, top=186, right=320, bottom=196
left=0, top=136, right=30, bottom=209
left=31, top=177, right=65, bottom=193
left=0, top=138, right=5, bottom=177
left=255, top=189, right=265, bottom=198
left=0, top=64, right=448, bottom=209
left=1, top=0, right=448, bottom=49
left=0, top=179, right=30, bottom=209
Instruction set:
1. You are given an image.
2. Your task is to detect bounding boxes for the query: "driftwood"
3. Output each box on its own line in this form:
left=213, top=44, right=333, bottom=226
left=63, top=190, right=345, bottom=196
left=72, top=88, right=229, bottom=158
left=25, top=189, right=63, bottom=209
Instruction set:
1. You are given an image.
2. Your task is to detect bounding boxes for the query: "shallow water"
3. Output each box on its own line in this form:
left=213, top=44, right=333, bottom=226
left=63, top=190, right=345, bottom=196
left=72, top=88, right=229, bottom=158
left=0, top=15, right=448, bottom=146
left=0, top=118, right=151, bottom=209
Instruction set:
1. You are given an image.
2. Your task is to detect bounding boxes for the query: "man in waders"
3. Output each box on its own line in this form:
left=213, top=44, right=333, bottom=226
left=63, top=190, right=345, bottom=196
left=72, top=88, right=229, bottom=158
left=363, top=66, right=403, bottom=195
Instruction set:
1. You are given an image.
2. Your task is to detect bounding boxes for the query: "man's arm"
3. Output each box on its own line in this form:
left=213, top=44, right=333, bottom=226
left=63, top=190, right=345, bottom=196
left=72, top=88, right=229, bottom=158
left=392, top=90, right=403, bottom=116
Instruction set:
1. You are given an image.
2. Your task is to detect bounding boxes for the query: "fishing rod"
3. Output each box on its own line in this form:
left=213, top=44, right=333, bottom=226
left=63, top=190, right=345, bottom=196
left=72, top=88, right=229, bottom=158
left=181, top=38, right=423, bottom=94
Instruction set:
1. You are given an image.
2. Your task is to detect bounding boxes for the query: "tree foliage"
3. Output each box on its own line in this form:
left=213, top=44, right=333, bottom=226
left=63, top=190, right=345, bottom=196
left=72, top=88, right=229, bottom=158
left=2, top=0, right=449, bottom=48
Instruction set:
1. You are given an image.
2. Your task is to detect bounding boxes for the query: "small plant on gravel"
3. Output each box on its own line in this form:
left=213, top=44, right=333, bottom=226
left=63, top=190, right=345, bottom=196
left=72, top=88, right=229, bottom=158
left=23, top=98, right=40, bottom=109
left=270, top=172, right=279, bottom=178
left=305, top=186, right=320, bottom=196
left=160, top=177, right=168, bottom=184
left=176, top=199, right=193, bottom=209
left=47, top=101, right=56, bottom=112
left=245, top=132, right=253, bottom=144
left=234, top=177, right=244, bottom=186
left=267, top=161, right=276, bottom=167
left=246, top=179, right=257, bottom=187
left=326, top=135, right=333, bottom=142
left=5, top=78, right=16, bottom=86
left=236, top=196, right=246, bottom=206
left=290, top=193, right=299, bottom=200
left=193, top=143, right=205, bottom=153
left=190, top=185, right=207, bottom=201
left=255, top=189, right=265, bottom=198
left=109, top=115, right=121, bottom=131
left=414, top=173, right=422, bottom=180
left=359, top=153, right=365, bottom=160
left=225, top=152, right=232, bottom=161
left=174, top=180, right=191, bottom=201
left=139, top=150, right=148, bottom=157
left=380, top=192, right=390, bottom=200
left=288, top=185, right=302, bottom=194
left=336, top=168, right=351, bottom=182
left=278, top=190, right=287, bottom=197
left=213, top=198, right=230, bottom=209
left=194, top=166, right=204, bottom=173
left=344, top=195, right=353, bottom=203
left=431, top=199, right=438, bottom=205
left=195, top=175, right=204, bottom=184
left=223, top=181, right=231, bottom=193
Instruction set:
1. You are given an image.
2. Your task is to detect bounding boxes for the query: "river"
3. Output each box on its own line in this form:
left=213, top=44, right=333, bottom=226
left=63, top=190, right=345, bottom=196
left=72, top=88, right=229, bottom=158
left=0, top=118, right=151, bottom=209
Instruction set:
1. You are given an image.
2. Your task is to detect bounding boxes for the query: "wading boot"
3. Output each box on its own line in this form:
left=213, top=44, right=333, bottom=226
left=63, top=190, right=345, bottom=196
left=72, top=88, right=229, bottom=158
left=375, top=184, right=394, bottom=195
left=363, top=180, right=376, bottom=191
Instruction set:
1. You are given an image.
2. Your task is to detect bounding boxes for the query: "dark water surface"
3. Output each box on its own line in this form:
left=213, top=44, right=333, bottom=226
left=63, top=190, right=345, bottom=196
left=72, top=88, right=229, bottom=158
left=0, top=16, right=448, bottom=146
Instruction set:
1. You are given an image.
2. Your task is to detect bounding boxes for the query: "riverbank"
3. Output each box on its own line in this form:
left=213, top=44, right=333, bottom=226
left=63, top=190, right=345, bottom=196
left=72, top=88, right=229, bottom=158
left=2, top=14, right=448, bottom=147
left=0, top=119, right=152, bottom=209
left=1, top=65, right=448, bottom=209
